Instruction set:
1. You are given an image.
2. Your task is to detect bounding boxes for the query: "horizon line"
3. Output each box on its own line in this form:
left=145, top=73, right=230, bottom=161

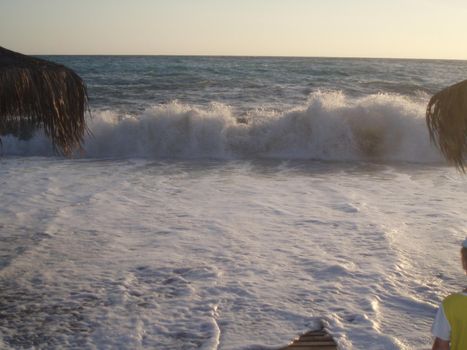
left=30, top=52, right=467, bottom=62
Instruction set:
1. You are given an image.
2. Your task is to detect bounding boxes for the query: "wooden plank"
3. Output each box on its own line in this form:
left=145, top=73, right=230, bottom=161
left=291, top=341, right=336, bottom=346
left=297, top=335, right=333, bottom=341
left=286, top=346, right=336, bottom=350
left=286, top=346, right=336, bottom=349
left=304, top=331, right=328, bottom=335
left=287, top=346, right=336, bottom=349
left=302, top=332, right=328, bottom=337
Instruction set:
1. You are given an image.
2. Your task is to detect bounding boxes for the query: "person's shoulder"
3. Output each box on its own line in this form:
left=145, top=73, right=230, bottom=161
left=443, top=292, right=466, bottom=299
left=442, top=292, right=467, bottom=307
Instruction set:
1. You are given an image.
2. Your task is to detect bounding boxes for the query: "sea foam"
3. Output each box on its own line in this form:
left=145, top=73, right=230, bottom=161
left=1, top=91, right=442, bottom=163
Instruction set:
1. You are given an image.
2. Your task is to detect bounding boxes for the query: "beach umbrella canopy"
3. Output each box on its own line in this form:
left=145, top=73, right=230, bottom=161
left=0, top=46, right=88, bottom=155
left=426, top=79, right=467, bottom=171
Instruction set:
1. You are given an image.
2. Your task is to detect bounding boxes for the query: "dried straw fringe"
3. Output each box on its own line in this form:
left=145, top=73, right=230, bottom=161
left=0, top=47, right=89, bottom=156
left=426, top=79, right=467, bottom=171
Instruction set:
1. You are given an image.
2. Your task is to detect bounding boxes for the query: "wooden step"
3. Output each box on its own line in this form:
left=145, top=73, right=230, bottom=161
left=281, top=326, right=337, bottom=350
left=297, top=335, right=333, bottom=341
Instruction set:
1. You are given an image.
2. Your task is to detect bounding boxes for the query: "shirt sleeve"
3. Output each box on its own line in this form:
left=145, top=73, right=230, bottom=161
left=431, top=303, right=451, bottom=341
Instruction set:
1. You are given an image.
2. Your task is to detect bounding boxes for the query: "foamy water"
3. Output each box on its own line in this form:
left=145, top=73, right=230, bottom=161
left=1, top=92, right=443, bottom=163
left=0, top=159, right=465, bottom=349
left=1, top=56, right=466, bottom=349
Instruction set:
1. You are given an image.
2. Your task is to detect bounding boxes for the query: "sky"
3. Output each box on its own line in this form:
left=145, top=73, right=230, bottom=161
left=1, top=0, right=467, bottom=59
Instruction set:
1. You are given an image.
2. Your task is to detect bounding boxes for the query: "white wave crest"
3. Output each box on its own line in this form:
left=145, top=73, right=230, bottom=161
left=1, top=91, right=443, bottom=163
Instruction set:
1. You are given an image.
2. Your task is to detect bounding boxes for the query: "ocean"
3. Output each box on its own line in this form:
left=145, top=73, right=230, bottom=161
left=1, top=56, right=466, bottom=349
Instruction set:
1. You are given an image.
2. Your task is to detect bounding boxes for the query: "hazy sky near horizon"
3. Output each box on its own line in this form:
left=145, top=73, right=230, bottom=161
left=1, top=0, right=467, bottom=59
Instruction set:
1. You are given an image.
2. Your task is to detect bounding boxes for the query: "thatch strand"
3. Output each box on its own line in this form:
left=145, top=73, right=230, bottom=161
left=0, top=46, right=89, bottom=155
left=426, top=79, right=467, bottom=171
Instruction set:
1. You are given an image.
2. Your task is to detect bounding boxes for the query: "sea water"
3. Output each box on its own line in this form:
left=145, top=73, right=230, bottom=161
left=1, top=56, right=466, bottom=349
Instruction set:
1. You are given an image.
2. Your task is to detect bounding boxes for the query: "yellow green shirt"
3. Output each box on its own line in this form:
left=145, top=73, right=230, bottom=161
left=440, top=293, right=467, bottom=350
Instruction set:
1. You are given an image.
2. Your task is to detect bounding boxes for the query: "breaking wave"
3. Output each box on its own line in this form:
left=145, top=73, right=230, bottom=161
left=1, top=91, right=443, bottom=163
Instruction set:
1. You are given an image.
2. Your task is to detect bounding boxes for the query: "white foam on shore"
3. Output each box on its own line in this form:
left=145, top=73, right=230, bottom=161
left=200, top=305, right=221, bottom=350
left=0, top=159, right=465, bottom=349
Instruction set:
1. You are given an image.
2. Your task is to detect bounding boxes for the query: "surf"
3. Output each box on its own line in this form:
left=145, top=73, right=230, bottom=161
left=1, top=91, right=442, bottom=163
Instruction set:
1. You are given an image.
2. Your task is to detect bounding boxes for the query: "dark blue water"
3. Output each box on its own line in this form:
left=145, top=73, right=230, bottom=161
left=44, top=56, right=467, bottom=113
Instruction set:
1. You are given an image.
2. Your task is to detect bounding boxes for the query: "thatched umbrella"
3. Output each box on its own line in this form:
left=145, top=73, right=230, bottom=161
left=426, top=80, right=467, bottom=171
left=0, top=46, right=88, bottom=155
